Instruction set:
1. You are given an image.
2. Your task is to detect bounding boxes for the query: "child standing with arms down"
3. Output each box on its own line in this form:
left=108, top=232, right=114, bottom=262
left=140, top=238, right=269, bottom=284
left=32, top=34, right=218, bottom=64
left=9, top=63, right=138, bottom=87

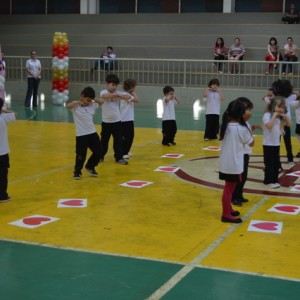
left=219, top=99, right=254, bottom=223
left=0, top=98, right=16, bottom=202
left=203, top=78, right=224, bottom=141
left=67, top=87, right=104, bottom=180
left=100, top=74, right=132, bottom=165
left=120, top=79, right=139, bottom=159
left=162, top=85, right=180, bottom=146
left=263, top=97, right=291, bottom=188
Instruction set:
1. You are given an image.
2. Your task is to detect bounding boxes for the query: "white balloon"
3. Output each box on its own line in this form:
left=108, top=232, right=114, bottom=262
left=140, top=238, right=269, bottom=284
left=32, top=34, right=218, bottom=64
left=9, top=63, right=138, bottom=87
left=0, top=76, right=5, bottom=83
left=52, top=89, right=59, bottom=95
left=63, top=90, right=69, bottom=95
left=63, top=62, right=69, bottom=68
left=52, top=62, right=58, bottom=68
left=63, top=95, right=68, bottom=101
left=64, top=57, right=69, bottom=63
left=58, top=64, right=64, bottom=70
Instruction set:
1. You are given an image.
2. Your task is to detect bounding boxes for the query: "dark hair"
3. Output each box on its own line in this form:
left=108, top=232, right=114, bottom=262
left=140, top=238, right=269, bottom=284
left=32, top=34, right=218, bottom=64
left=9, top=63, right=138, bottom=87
left=215, top=37, right=224, bottom=48
left=105, top=73, right=120, bottom=84
left=271, top=79, right=293, bottom=98
left=163, top=85, right=174, bottom=95
left=107, top=46, right=113, bottom=51
left=234, top=37, right=240, bottom=43
left=81, top=87, right=95, bottom=99
left=219, top=99, right=247, bottom=140
left=0, top=98, right=4, bottom=111
left=269, top=37, right=278, bottom=45
left=287, top=37, right=293, bottom=42
left=235, top=97, right=253, bottom=110
left=208, top=78, right=220, bottom=87
left=123, top=79, right=137, bottom=91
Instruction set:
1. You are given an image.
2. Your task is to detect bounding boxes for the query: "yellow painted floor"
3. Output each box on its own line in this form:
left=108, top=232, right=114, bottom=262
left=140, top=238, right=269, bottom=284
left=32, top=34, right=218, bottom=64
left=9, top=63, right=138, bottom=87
left=1, top=118, right=300, bottom=299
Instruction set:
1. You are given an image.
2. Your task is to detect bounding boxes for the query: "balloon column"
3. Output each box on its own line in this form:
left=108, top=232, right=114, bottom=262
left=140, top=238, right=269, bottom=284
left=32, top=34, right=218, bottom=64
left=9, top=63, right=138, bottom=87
left=0, top=44, right=5, bottom=93
left=52, top=32, right=69, bottom=105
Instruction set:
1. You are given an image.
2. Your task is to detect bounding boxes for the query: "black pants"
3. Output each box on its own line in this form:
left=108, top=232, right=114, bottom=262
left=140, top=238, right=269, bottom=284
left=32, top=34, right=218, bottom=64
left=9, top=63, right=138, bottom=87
left=121, top=121, right=134, bottom=155
left=24, top=77, right=40, bottom=107
left=0, top=154, right=9, bottom=200
left=282, top=16, right=299, bottom=24
left=204, top=114, right=219, bottom=140
left=75, top=132, right=103, bottom=173
left=101, top=121, right=123, bottom=161
left=214, top=54, right=226, bottom=71
left=263, top=145, right=280, bottom=184
left=162, top=120, right=177, bottom=145
left=282, top=57, right=298, bottom=73
left=232, top=154, right=249, bottom=201
left=283, top=125, right=294, bottom=162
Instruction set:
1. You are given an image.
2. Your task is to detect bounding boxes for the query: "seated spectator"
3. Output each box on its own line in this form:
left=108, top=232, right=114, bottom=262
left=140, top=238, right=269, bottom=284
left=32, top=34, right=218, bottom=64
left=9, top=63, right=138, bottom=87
left=265, top=37, right=281, bottom=75
left=282, top=3, right=299, bottom=24
left=213, top=37, right=227, bottom=74
left=92, top=46, right=117, bottom=71
left=228, top=38, right=246, bottom=74
left=282, top=37, right=297, bottom=75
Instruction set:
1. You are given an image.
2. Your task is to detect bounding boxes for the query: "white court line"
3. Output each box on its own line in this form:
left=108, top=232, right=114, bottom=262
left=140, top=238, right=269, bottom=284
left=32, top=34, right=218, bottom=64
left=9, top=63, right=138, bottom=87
left=146, top=195, right=271, bottom=300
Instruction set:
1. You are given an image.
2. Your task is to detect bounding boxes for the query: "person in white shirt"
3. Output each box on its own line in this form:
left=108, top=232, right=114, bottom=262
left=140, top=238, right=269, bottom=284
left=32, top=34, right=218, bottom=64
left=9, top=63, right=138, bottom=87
left=290, top=94, right=300, bottom=157
left=92, top=46, right=117, bottom=71
left=162, top=85, right=180, bottom=146
left=282, top=37, right=297, bottom=75
left=203, top=78, right=224, bottom=141
left=219, top=99, right=254, bottom=223
left=120, top=79, right=139, bottom=159
left=100, top=74, right=131, bottom=165
left=67, top=87, right=104, bottom=180
left=0, top=98, right=16, bottom=202
left=24, top=50, right=42, bottom=107
left=262, top=98, right=291, bottom=188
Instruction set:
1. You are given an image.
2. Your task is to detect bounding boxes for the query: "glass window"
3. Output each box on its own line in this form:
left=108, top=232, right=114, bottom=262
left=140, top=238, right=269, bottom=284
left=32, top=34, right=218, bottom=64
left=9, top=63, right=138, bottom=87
left=236, top=0, right=282, bottom=12
left=48, top=0, right=80, bottom=14
left=100, top=0, right=135, bottom=13
left=181, top=0, right=223, bottom=13
left=0, top=0, right=10, bottom=14
left=12, top=0, right=45, bottom=14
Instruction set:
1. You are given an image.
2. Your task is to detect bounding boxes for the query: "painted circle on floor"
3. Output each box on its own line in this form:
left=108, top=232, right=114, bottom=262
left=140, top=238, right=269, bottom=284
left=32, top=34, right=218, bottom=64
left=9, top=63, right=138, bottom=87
left=174, top=155, right=300, bottom=197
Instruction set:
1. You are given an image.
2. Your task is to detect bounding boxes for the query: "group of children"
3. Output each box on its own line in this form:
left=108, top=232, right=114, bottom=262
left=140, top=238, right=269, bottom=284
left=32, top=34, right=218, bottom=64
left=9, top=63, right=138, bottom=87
left=216, top=79, right=300, bottom=223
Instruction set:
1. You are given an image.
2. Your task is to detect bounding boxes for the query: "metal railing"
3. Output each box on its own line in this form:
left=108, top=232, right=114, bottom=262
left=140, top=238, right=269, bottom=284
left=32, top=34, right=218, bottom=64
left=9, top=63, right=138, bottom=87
left=4, top=56, right=300, bottom=89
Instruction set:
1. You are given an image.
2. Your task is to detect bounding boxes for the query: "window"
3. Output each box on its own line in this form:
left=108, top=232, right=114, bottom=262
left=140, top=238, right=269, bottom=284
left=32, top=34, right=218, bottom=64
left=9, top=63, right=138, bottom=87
left=100, top=0, right=135, bottom=13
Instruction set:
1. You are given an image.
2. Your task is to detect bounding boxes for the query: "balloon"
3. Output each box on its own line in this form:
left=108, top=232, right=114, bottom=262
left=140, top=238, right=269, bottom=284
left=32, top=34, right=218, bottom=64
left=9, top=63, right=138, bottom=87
left=0, top=83, right=4, bottom=90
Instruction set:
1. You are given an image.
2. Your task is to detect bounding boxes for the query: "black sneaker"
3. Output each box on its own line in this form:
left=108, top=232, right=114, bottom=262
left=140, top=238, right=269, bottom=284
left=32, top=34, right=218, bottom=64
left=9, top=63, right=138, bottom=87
left=231, top=199, right=243, bottom=206
left=240, top=197, right=249, bottom=203
left=221, top=216, right=242, bottom=223
left=85, top=167, right=98, bottom=177
left=162, top=143, right=171, bottom=146
left=73, top=172, right=81, bottom=180
left=170, top=142, right=176, bottom=146
left=0, top=196, right=11, bottom=203
left=116, top=158, right=128, bottom=165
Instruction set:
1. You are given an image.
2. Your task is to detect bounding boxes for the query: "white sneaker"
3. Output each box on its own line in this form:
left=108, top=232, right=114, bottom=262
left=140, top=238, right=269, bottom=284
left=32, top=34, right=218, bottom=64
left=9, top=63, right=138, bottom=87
left=267, top=183, right=280, bottom=189
left=128, top=152, right=132, bottom=157
left=123, top=154, right=130, bottom=159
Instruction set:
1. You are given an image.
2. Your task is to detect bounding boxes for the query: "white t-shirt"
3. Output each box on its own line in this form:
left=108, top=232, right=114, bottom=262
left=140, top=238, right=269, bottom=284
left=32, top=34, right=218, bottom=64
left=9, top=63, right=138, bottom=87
left=291, top=100, right=300, bottom=124
left=285, top=94, right=297, bottom=120
left=162, top=97, right=176, bottom=121
left=71, top=102, right=98, bottom=137
left=120, top=92, right=135, bottom=122
left=244, top=121, right=253, bottom=154
left=205, top=90, right=221, bottom=115
left=0, top=112, right=16, bottom=155
left=26, top=58, right=41, bottom=78
left=100, top=89, right=122, bottom=123
left=262, top=112, right=281, bottom=146
left=219, top=123, right=253, bottom=174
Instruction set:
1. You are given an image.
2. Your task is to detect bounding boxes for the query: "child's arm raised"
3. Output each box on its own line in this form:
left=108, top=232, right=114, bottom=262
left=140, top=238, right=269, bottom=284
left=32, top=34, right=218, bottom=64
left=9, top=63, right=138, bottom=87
left=94, top=98, right=104, bottom=105
left=66, top=100, right=81, bottom=109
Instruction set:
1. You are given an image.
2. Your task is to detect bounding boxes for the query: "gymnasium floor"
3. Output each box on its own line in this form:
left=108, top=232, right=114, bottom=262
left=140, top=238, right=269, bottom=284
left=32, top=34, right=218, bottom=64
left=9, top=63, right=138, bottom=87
left=1, top=100, right=300, bottom=300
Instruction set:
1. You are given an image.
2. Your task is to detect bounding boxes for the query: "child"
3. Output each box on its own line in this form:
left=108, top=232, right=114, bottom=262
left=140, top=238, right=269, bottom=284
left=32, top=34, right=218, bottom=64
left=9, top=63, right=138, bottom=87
left=162, top=85, right=180, bottom=146
left=0, top=98, right=16, bottom=202
left=100, top=74, right=132, bottom=165
left=203, top=78, right=224, bottom=141
left=219, top=99, right=254, bottom=223
left=66, top=87, right=104, bottom=180
left=231, top=97, right=261, bottom=206
left=262, top=88, right=275, bottom=105
left=120, top=79, right=139, bottom=159
left=272, top=79, right=295, bottom=165
left=262, top=97, right=291, bottom=188
left=291, top=94, right=300, bottom=157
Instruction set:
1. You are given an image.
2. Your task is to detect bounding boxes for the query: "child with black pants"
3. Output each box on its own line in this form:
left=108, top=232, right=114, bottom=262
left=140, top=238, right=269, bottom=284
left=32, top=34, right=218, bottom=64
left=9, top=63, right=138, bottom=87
left=67, top=87, right=104, bottom=180
left=162, top=85, right=180, bottom=146
left=0, top=98, right=16, bottom=202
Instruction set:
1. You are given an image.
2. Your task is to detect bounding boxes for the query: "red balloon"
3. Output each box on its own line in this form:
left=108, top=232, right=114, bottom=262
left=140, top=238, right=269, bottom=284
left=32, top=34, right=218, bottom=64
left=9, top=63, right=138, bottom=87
left=58, top=53, right=64, bottom=59
left=58, top=87, right=64, bottom=92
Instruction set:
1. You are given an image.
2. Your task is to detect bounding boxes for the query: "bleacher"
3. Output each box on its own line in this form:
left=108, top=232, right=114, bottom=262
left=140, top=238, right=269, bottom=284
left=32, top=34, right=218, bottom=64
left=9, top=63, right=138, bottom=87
left=0, top=12, right=296, bottom=61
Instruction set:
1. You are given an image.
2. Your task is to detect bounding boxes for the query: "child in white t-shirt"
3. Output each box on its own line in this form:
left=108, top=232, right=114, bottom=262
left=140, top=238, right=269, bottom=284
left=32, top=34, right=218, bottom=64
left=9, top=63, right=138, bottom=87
left=162, top=85, right=180, bottom=146
left=0, top=98, right=16, bottom=202
left=219, top=99, right=254, bottom=223
left=262, top=97, right=291, bottom=188
left=67, top=87, right=104, bottom=180
left=120, top=79, right=139, bottom=159
left=203, top=78, right=224, bottom=141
